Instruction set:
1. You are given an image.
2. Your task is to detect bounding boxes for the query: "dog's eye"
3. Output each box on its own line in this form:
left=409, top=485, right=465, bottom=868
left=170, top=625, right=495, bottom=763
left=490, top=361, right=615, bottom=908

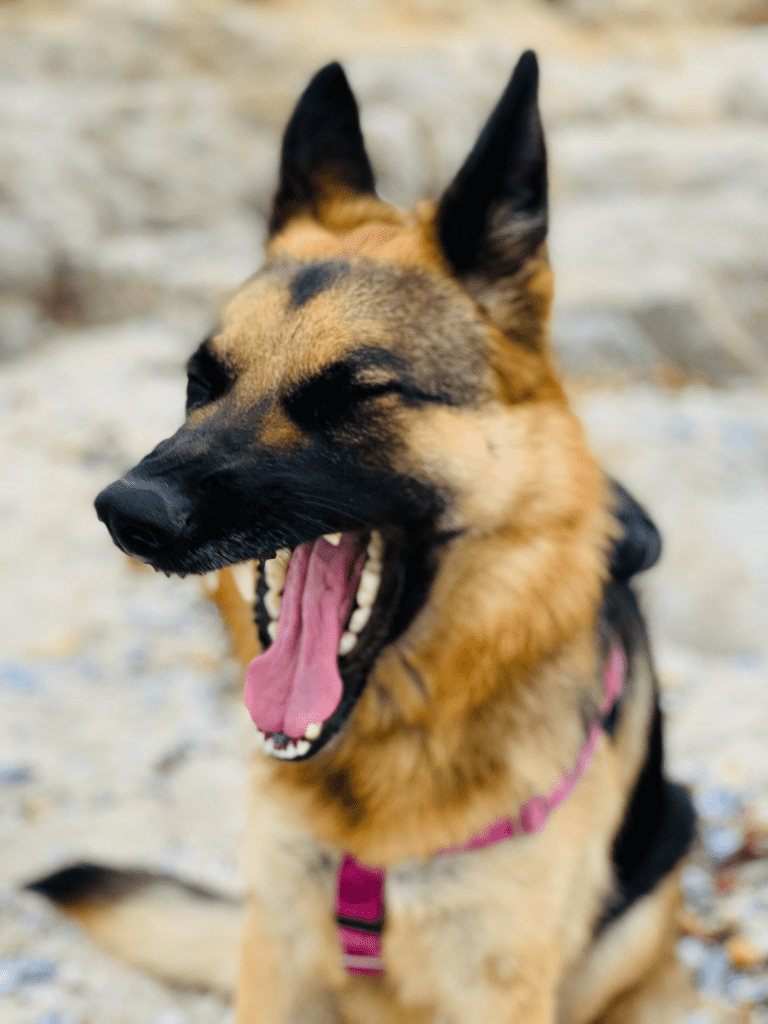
left=186, top=343, right=231, bottom=413
left=284, top=363, right=403, bottom=432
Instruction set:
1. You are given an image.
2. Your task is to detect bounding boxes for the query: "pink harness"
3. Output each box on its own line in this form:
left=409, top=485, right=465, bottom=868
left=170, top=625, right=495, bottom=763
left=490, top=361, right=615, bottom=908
left=335, top=642, right=627, bottom=976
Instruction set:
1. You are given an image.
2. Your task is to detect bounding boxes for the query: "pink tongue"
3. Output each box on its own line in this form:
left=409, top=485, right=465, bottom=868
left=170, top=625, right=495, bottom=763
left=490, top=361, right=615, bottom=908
left=244, top=535, right=364, bottom=739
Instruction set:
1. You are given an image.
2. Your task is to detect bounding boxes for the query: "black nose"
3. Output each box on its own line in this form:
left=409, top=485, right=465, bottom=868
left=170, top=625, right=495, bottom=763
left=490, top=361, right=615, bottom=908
left=95, top=477, right=192, bottom=559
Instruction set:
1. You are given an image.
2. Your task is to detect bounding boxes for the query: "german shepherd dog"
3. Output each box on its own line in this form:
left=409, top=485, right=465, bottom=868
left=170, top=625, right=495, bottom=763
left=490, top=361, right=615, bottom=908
left=35, top=53, right=699, bottom=1023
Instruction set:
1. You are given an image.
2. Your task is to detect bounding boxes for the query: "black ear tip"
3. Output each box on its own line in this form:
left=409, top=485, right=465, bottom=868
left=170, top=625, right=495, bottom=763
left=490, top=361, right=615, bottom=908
left=511, top=49, right=540, bottom=96
left=306, top=61, right=353, bottom=101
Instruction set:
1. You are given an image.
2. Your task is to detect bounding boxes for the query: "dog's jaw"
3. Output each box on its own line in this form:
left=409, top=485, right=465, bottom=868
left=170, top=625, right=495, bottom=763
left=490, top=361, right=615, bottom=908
left=247, top=529, right=422, bottom=761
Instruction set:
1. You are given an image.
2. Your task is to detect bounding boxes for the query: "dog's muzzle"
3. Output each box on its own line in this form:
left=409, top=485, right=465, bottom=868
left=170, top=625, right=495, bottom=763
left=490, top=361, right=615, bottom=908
left=95, top=476, right=192, bottom=561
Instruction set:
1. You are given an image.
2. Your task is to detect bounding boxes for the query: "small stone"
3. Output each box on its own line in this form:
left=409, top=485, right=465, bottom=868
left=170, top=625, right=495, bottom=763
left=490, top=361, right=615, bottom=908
left=697, top=945, right=731, bottom=996
left=727, top=972, right=768, bottom=1004
left=0, top=661, right=37, bottom=692
left=726, top=935, right=765, bottom=970
left=696, top=788, right=741, bottom=820
left=681, top=864, right=715, bottom=909
left=0, top=763, right=33, bottom=786
left=705, top=825, right=744, bottom=863
left=677, top=935, right=709, bottom=972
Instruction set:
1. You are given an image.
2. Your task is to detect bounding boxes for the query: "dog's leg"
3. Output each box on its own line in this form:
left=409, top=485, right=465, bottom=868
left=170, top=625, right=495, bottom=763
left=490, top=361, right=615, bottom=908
left=559, top=871, right=698, bottom=1024
left=237, top=899, right=345, bottom=1024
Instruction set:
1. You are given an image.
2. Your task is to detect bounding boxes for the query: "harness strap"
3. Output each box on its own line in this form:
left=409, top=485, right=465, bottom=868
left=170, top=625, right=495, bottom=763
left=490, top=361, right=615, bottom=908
left=335, top=641, right=626, bottom=977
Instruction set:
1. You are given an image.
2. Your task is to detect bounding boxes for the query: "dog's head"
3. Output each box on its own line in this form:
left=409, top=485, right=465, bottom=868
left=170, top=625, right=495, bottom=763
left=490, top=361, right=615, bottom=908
left=96, top=55, right=648, bottom=766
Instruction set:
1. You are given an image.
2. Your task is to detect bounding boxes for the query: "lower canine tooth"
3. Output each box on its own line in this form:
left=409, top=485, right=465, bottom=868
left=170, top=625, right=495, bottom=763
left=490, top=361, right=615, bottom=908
left=264, top=590, right=282, bottom=619
left=339, top=631, right=357, bottom=656
left=231, top=562, right=256, bottom=604
left=296, top=740, right=310, bottom=756
left=267, top=621, right=278, bottom=641
left=304, top=722, right=322, bottom=740
left=323, top=533, right=342, bottom=546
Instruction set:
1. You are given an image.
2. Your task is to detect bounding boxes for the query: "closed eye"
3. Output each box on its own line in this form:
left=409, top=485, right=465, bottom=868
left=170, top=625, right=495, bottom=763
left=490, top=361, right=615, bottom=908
left=186, top=341, right=232, bottom=413
left=283, top=362, right=400, bottom=432
left=283, top=355, right=450, bottom=433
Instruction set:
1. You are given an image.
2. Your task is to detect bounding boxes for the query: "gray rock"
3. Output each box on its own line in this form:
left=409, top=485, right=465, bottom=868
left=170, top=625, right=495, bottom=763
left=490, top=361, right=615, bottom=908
left=550, top=306, right=664, bottom=377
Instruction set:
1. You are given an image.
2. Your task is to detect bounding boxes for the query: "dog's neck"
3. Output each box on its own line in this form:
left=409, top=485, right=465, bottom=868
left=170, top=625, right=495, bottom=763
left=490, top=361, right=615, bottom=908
left=262, top=500, right=614, bottom=866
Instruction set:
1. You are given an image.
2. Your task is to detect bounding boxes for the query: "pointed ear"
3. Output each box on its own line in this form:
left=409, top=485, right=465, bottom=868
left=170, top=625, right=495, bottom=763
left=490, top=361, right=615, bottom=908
left=269, top=62, right=376, bottom=235
left=436, top=51, right=547, bottom=305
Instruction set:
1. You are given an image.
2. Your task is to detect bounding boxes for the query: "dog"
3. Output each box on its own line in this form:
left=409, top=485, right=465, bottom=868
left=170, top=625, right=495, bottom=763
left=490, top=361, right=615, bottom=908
left=33, top=53, right=699, bottom=1024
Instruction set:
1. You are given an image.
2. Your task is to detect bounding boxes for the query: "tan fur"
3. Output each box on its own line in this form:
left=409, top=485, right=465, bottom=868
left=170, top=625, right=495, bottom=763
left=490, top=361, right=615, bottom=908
left=194, top=188, right=697, bottom=1022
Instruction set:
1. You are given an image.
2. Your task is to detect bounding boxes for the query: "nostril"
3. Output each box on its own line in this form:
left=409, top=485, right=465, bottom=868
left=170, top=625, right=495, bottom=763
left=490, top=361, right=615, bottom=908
left=122, top=524, right=163, bottom=550
left=94, top=476, right=193, bottom=557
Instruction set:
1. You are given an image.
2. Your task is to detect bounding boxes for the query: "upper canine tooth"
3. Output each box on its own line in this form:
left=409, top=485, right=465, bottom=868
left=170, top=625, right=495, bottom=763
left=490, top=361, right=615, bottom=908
left=348, top=605, right=372, bottom=635
left=231, top=562, right=256, bottom=604
left=267, top=621, right=279, bottom=641
left=323, top=533, right=342, bottom=546
left=356, top=567, right=381, bottom=609
left=264, top=590, right=282, bottom=620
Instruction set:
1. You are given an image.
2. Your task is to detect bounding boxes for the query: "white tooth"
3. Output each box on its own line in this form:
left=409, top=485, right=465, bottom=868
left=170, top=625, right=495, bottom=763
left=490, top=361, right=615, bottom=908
left=201, top=570, right=219, bottom=595
left=263, top=735, right=276, bottom=754
left=304, top=722, right=322, bottom=740
left=276, top=547, right=292, bottom=565
left=264, top=590, right=282, bottom=619
left=339, top=631, right=357, bottom=656
left=356, top=566, right=381, bottom=609
left=264, top=558, right=287, bottom=592
left=231, top=562, right=256, bottom=604
left=367, top=531, right=383, bottom=562
left=296, top=740, right=310, bottom=756
left=348, top=604, right=372, bottom=635
left=267, top=621, right=279, bottom=641
left=323, top=533, right=342, bottom=546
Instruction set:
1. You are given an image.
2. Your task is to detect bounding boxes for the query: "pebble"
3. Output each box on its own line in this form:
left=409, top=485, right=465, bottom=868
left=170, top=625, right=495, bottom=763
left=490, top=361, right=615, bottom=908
left=0, top=763, right=33, bottom=786
left=0, top=957, right=57, bottom=994
left=726, top=935, right=765, bottom=970
left=704, top=826, right=744, bottom=863
left=697, top=946, right=732, bottom=997
left=696, top=787, right=742, bottom=820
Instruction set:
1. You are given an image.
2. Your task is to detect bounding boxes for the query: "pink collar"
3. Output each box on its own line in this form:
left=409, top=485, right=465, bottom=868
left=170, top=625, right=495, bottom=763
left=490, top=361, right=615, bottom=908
left=335, top=641, right=627, bottom=976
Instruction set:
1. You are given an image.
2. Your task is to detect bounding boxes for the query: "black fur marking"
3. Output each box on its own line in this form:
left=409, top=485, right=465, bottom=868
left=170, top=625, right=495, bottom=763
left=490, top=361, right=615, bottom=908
left=26, top=863, right=155, bottom=905
left=290, top=260, right=349, bottom=307
left=437, top=51, right=547, bottom=283
left=186, top=340, right=232, bottom=414
left=27, top=862, right=235, bottom=907
left=270, top=62, right=376, bottom=236
left=596, top=582, right=696, bottom=935
left=283, top=348, right=454, bottom=433
left=608, top=479, right=662, bottom=581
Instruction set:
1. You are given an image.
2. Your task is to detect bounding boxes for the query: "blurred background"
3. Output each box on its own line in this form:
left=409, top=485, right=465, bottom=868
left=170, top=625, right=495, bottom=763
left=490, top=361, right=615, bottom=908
left=0, top=1, right=767, bottom=1021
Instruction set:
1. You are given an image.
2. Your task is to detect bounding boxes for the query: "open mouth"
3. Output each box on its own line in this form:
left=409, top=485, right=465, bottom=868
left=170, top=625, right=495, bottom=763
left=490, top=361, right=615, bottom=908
left=245, top=531, right=389, bottom=761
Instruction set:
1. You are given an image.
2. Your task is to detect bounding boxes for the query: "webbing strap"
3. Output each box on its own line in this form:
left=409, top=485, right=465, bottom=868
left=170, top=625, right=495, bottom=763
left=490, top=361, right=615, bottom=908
left=335, top=642, right=626, bottom=977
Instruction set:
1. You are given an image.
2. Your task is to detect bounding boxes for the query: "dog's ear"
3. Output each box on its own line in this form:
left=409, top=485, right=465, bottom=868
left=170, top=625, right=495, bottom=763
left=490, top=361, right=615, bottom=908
left=269, top=62, right=376, bottom=235
left=436, top=51, right=548, bottom=328
left=609, top=480, right=662, bottom=581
